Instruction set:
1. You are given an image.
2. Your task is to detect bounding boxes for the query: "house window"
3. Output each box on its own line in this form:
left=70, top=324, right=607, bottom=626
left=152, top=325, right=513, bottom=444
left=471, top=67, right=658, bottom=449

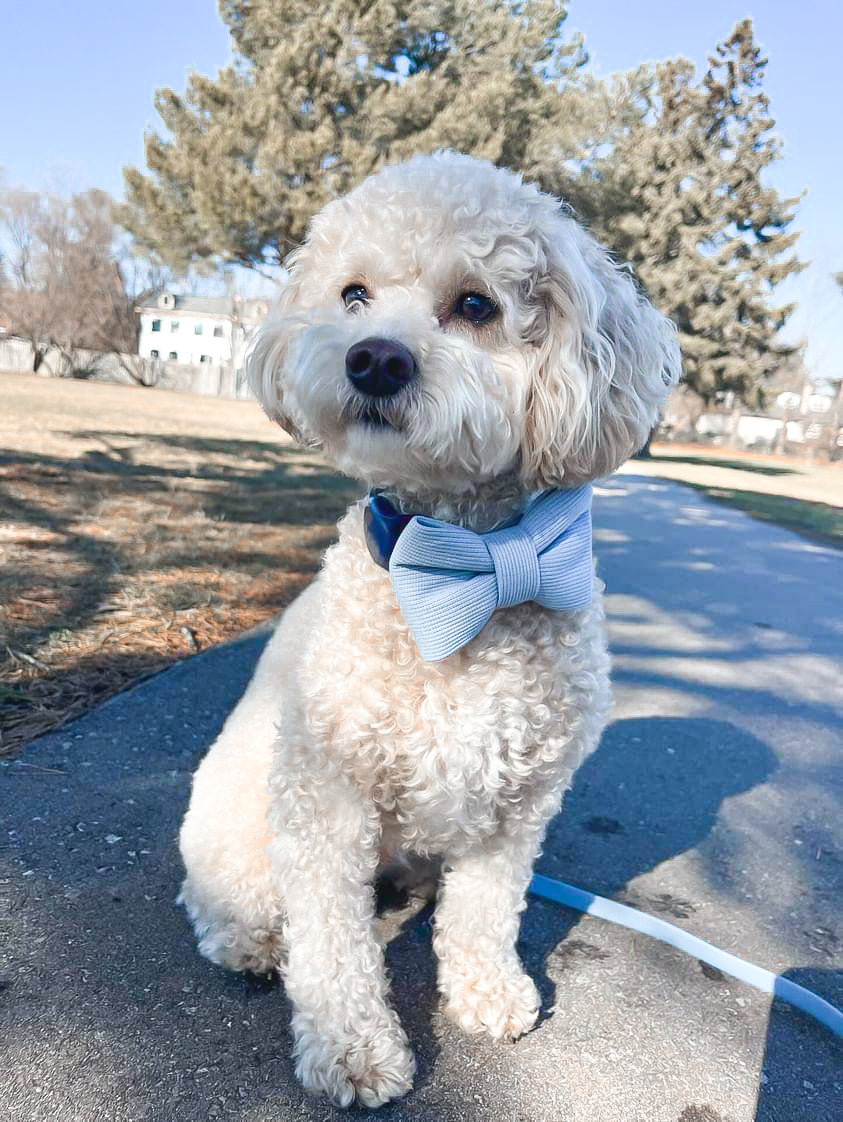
left=213, top=324, right=224, bottom=337
left=150, top=349, right=159, bottom=359
left=169, top=351, right=178, bottom=361
left=194, top=322, right=203, bottom=335
left=151, top=319, right=161, bottom=332
left=170, top=320, right=179, bottom=332
left=199, top=354, right=211, bottom=363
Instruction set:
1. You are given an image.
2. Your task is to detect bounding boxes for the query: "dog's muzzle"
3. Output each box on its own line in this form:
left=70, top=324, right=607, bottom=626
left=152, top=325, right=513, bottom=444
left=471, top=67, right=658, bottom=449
left=345, top=337, right=417, bottom=398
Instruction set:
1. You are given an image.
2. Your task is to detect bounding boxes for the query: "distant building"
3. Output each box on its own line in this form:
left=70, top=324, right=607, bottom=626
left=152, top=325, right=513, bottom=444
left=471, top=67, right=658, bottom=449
left=664, top=377, right=843, bottom=459
left=135, top=291, right=270, bottom=372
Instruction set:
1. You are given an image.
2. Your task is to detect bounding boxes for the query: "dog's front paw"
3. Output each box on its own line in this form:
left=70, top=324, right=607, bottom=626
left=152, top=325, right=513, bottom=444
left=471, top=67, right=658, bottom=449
left=293, top=1013, right=415, bottom=1108
left=441, top=961, right=539, bottom=1041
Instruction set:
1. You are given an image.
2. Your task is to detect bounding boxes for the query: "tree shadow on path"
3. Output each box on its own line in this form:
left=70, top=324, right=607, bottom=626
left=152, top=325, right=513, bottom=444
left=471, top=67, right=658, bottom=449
left=754, top=967, right=842, bottom=1122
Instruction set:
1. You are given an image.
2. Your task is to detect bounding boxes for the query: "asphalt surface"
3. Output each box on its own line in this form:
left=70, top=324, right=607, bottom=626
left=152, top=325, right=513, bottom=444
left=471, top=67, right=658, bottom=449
left=2, top=475, right=841, bottom=1122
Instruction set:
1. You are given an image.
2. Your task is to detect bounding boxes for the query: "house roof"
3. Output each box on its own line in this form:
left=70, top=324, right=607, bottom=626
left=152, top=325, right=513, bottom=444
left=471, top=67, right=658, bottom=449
left=136, top=292, right=270, bottom=321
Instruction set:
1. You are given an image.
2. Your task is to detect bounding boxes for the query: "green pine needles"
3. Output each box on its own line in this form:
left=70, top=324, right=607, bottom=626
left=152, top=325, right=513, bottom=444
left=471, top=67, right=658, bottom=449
left=121, top=8, right=804, bottom=406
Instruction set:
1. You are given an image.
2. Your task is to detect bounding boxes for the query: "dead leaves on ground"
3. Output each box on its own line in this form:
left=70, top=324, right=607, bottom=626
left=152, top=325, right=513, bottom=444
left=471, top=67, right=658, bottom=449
left=0, top=411, right=357, bottom=753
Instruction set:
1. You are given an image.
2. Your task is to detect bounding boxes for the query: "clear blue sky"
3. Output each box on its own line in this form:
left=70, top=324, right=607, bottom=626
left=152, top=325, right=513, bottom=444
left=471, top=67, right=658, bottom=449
left=2, top=1, right=840, bottom=383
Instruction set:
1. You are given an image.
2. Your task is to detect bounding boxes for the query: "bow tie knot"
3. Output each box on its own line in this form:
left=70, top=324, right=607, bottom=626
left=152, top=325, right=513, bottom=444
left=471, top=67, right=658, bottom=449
left=486, top=526, right=542, bottom=608
left=365, top=485, right=594, bottom=662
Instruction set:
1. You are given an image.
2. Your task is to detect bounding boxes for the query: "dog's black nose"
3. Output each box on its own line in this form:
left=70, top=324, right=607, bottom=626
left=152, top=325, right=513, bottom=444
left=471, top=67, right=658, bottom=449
left=345, top=337, right=417, bottom=397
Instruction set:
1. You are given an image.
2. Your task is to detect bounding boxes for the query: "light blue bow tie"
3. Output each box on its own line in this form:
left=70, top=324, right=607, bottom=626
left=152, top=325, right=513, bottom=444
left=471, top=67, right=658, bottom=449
left=371, top=486, right=593, bottom=662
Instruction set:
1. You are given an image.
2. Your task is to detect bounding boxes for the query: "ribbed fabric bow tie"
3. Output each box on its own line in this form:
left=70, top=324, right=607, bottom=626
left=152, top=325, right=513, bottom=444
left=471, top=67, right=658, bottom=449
left=364, top=486, right=594, bottom=661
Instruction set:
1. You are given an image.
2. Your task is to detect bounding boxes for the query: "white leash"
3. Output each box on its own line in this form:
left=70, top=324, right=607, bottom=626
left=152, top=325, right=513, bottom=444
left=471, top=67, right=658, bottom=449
left=529, top=874, right=843, bottom=1037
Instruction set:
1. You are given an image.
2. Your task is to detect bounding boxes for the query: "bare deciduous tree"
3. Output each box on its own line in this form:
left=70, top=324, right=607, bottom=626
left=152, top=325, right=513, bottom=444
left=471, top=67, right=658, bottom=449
left=0, top=187, right=161, bottom=377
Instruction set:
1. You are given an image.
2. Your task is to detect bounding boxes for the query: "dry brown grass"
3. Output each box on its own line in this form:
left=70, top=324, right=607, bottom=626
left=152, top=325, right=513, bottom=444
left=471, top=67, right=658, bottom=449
left=0, top=372, right=359, bottom=754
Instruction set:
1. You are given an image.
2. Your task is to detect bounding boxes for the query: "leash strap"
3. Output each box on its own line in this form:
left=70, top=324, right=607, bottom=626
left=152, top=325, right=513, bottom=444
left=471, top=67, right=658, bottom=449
left=529, top=873, right=843, bottom=1037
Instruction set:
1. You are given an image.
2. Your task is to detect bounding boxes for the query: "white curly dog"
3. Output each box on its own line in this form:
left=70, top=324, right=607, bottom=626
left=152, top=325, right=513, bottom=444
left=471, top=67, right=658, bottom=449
left=178, top=151, right=680, bottom=1108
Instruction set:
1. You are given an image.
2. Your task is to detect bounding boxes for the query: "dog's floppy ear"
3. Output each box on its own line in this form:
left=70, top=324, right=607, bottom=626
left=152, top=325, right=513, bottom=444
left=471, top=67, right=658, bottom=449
left=246, top=256, right=307, bottom=442
left=522, top=214, right=681, bottom=487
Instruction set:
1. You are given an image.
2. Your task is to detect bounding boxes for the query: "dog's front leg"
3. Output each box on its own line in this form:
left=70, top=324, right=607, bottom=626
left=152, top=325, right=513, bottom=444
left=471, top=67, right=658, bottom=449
left=269, top=755, right=414, bottom=1108
left=433, top=809, right=552, bottom=1042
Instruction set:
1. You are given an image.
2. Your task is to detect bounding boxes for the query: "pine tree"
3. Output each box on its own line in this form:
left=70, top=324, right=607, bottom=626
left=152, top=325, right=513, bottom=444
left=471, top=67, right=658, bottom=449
left=122, top=10, right=803, bottom=409
left=121, top=0, right=592, bottom=273
left=592, top=21, right=803, bottom=406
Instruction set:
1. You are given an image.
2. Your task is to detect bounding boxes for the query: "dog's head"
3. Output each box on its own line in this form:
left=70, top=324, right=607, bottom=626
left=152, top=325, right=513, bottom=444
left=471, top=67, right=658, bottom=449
left=249, top=151, right=680, bottom=495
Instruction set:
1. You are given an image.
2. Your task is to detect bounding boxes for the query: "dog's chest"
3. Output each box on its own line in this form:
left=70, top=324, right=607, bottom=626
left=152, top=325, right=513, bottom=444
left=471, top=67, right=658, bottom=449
left=301, top=511, right=609, bottom=853
left=308, top=618, right=593, bottom=852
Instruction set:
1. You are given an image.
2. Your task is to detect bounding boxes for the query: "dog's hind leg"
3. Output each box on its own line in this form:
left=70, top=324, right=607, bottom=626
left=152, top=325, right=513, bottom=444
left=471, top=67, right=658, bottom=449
left=178, top=591, right=318, bottom=974
left=178, top=731, right=281, bottom=975
left=178, top=663, right=281, bottom=971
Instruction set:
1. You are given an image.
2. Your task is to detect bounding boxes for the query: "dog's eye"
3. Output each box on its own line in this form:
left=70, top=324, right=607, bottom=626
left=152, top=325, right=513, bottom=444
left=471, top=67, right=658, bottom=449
left=341, top=284, right=370, bottom=311
left=453, top=292, right=498, bottom=325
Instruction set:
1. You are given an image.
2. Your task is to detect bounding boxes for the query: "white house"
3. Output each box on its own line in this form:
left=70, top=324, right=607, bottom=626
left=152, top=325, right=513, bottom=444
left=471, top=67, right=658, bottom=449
left=136, top=291, right=270, bottom=372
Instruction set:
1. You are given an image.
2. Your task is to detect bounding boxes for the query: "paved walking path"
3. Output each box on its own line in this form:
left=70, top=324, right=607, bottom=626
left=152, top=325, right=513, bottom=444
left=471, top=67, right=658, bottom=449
left=2, top=476, right=841, bottom=1122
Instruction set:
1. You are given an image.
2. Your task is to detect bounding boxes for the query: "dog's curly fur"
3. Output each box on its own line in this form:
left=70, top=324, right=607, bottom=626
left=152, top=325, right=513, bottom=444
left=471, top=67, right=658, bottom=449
left=178, top=151, right=680, bottom=1108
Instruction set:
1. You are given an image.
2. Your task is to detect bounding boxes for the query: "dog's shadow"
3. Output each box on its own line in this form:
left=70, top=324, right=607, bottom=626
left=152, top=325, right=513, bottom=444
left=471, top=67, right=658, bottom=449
left=520, top=715, right=775, bottom=1026
left=371, top=714, right=776, bottom=1097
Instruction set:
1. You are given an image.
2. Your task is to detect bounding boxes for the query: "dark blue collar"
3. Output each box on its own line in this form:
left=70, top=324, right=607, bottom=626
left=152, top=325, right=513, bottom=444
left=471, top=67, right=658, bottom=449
left=364, top=493, right=413, bottom=570
left=364, top=491, right=540, bottom=570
